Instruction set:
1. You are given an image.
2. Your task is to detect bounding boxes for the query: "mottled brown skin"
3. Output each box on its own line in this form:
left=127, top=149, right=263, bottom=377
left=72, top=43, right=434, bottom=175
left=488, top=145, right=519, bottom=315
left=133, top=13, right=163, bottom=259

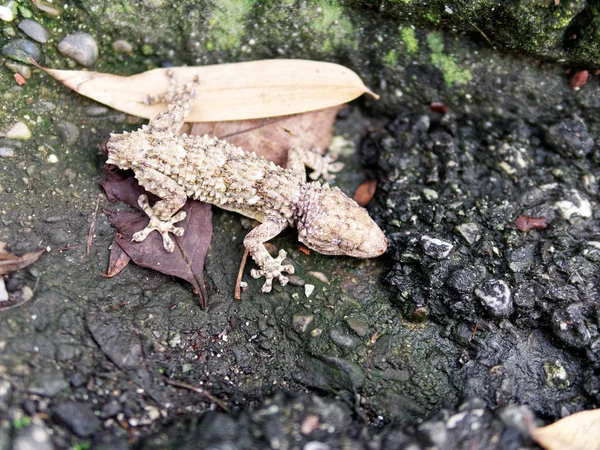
left=106, top=79, right=387, bottom=292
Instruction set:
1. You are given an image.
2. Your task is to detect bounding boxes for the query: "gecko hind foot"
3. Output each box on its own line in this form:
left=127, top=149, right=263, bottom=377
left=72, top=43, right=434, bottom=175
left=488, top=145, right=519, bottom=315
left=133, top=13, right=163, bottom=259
left=308, top=150, right=345, bottom=181
left=131, top=195, right=187, bottom=252
left=250, top=249, right=295, bottom=293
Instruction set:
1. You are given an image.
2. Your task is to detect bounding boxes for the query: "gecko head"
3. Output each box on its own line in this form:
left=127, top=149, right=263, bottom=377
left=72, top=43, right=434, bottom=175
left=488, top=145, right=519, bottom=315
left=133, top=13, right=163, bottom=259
left=297, top=183, right=387, bottom=258
left=105, top=130, right=146, bottom=170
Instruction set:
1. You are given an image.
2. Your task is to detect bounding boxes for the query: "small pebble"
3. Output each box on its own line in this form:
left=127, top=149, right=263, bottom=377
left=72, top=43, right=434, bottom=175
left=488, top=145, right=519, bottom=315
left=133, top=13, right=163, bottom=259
left=6, top=121, right=31, bottom=140
left=292, top=314, right=314, bottom=334
left=0, top=279, right=8, bottom=302
left=18, top=19, right=48, bottom=43
left=2, top=38, right=41, bottom=63
left=58, top=32, right=98, bottom=67
left=421, top=235, right=454, bottom=259
left=85, top=105, right=109, bottom=116
left=0, top=147, right=15, bottom=157
left=33, top=0, right=60, bottom=17
left=3, top=26, right=16, bottom=37
left=475, top=279, right=513, bottom=318
left=5, top=61, right=32, bottom=78
left=304, top=284, right=315, bottom=298
left=47, top=154, right=58, bottom=163
left=0, top=3, right=14, bottom=22
left=112, top=39, right=133, bottom=53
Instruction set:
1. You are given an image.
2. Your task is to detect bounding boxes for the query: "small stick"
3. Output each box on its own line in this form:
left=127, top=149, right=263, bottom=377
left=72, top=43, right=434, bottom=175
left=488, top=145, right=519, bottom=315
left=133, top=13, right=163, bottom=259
left=470, top=322, right=479, bottom=340
left=87, top=194, right=102, bottom=255
left=234, top=248, right=250, bottom=300
left=164, top=378, right=229, bottom=412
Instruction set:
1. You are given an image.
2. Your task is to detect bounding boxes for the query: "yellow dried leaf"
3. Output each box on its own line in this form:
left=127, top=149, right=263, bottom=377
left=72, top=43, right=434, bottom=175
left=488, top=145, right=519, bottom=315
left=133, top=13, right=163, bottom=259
left=41, top=59, right=378, bottom=122
left=531, top=409, right=600, bottom=450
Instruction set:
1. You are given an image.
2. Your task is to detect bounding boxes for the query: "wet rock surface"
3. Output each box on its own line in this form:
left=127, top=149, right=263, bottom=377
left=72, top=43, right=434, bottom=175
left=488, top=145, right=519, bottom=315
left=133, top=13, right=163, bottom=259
left=359, top=59, right=600, bottom=420
left=1, top=2, right=600, bottom=449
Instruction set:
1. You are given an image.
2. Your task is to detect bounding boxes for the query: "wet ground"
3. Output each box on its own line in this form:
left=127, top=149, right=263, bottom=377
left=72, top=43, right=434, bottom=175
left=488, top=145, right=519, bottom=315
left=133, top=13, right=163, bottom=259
left=2, top=4, right=600, bottom=449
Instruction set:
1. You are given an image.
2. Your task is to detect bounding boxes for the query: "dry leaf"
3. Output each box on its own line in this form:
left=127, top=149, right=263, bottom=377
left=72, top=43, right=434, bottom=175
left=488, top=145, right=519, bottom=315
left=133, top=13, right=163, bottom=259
left=531, top=409, right=600, bottom=450
left=354, top=179, right=378, bottom=207
left=0, top=242, right=45, bottom=276
left=41, top=59, right=378, bottom=122
left=102, top=172, right=213, bottom=309
left=103, top=238, right=131, bottom=278
left=186, top=106, right=343, bottom=167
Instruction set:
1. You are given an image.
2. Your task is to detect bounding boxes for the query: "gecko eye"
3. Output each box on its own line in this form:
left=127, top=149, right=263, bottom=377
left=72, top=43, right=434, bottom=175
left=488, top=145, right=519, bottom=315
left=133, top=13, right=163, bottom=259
left=339, top=240, right=356, bottom=252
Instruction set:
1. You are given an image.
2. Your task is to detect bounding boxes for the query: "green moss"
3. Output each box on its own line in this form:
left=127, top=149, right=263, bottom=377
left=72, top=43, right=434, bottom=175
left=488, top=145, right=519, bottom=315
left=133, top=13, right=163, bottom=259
left=384, top=49, right=398, bottom=67
left=12, top=417, right=31, bottom=429
left=426, top=31, right=444, bottom=53
left=141, top=44, right=153, bottom=55
left=304, top=1, right=356, bottom=51
left=400, top=27, right=418, bottom=55
left=427, top=31, right=472, bottom=87
left=207, top=0, right=256, bottom=51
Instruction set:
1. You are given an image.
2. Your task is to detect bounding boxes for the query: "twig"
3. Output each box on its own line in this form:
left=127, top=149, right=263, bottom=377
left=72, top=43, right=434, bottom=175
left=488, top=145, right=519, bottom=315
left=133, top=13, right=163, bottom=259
left=164, top=378, right=229, bottom=412
left=88, top=193, right=102, bottom=256
left=234, top=248, right=250, bottom=300
left=469, top=21, right=495, bottom=49
left=470, top=322, right=479, bottom=340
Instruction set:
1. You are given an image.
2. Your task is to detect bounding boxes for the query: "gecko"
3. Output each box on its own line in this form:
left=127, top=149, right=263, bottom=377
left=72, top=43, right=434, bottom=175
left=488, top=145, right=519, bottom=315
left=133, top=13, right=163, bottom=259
left=105, top=75, right=388, bottom=293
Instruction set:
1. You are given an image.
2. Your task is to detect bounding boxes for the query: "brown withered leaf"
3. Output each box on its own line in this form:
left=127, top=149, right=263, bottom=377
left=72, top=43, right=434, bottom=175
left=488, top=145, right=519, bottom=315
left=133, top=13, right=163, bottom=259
left=103, top=238, right=131, bottom=278
left=103, top=175, right=213, bottom=309
left=531, top=408, right=600, bottom=450
left=39, top=59, right=378, bottom=122
left=353, top=179, right=378, bottom=207
left=187, top=106, right=343, bottom=167
left=0, top=242, right=46, bottom=276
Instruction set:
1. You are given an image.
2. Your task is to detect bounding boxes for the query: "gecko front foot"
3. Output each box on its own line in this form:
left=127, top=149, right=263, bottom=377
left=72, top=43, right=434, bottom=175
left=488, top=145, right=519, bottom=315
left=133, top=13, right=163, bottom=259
left=131, top=195, right=187, bottom=252
left=250, top=249, right=295, bottom=293
left=308, top=153, right=344, bottom=181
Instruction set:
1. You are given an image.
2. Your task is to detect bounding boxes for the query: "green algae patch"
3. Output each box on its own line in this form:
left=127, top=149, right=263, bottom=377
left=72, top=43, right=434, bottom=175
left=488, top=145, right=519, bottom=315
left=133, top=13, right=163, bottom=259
left=206, top=0, right=256, bottom=51
left=400, top=27, right=418, bottom=55
left=426, top=31, right=472, bottom=87
left=303, top=0, right=356, bottom=51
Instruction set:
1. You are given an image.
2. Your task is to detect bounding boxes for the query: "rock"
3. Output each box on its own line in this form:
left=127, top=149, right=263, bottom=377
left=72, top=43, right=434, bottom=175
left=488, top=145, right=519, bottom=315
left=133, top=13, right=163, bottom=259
left=54, top=402, right=100, bottom=437
left=6, top=122, right=31, bottom=140
left=0, top=4, right=14, bottom=22
left=5, top=61, right=32, bottom=79
left=474, top=279, right=513, bottom=318
left=85, top=105, right=109, bottom=116
left=58, top=33, right=98, bottom=67
left=12, top=420, right=54, bottom=450
left=330, top=329, right=360, bottom=350
left=545, top=119, right=594, bottom=159
left=99, top=400, right=121, bottom=419
left=18, top=19, right=49, bottom=43
left=345, top=317, right=369, bottom=337
left=551, top=303, right=591, bottom=348
left=292, top=314, right=314, bottom=334
left=421, top=235, right=454, bottom=259
left=28, top=370, right=69, bottom=397
left=0, top=278, right=8, bottom=302
left=32, top=0, right=60, bottom=17
left=446, top=266, right=481, bottom=293
left=112, top=39, right=133, bottom=53
left=295, top=355, right=365, bottom=391
left=86, top=313, right=143, bottom=370
left=455, top=222, right=482, bottom=245
left=54, top=121, right=79, bottom=148
left=2, top=39, right=41, bottom=63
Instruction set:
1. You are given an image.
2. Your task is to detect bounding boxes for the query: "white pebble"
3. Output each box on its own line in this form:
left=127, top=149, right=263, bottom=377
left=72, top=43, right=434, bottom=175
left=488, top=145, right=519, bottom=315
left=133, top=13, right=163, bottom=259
left=304, top=284, right=315, bottom=298
left=0, top=3, right=14, bottom=22
left=6, top=121, right=31, bottom=140
left=47, top=154, right=58, bottom=163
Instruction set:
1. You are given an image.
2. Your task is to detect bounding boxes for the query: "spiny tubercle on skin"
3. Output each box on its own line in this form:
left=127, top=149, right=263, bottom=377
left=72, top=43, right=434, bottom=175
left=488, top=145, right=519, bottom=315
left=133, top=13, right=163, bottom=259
left=106, top=81, right=387, bottom=293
